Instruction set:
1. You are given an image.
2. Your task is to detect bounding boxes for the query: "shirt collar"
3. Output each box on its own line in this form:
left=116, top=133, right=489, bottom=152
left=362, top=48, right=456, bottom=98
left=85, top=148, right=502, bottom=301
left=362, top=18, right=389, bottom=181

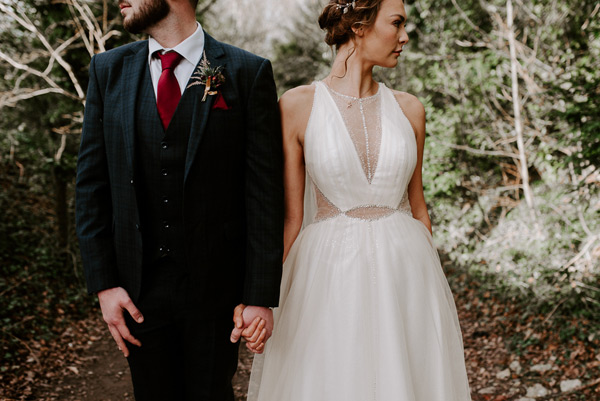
left=148, top=22, right=205, bottom=66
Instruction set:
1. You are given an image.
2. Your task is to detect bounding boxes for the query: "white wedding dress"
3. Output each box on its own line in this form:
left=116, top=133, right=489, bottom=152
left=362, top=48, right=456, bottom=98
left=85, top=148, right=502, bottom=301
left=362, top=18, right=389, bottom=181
left=247, top=81, right=471, bottom=401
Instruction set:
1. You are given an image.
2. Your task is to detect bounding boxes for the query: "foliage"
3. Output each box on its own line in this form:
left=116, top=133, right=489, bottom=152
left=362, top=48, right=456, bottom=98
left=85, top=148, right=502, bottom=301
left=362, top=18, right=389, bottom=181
left=387, top=0, right=600, bottom=315
left=0, top=161, right=95, bottom=396
left=261, top=0, right=600, bottom=318
left=270, top=3, right=332, bottom=95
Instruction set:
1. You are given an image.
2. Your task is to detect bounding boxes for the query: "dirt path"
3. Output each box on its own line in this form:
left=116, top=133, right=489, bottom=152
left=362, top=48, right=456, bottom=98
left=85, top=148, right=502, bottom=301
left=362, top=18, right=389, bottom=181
left=20, top=269, right=599, bottom=400
left=32, top=314, right=253, bottom=401
left=51, top=329, right=134, bottom=401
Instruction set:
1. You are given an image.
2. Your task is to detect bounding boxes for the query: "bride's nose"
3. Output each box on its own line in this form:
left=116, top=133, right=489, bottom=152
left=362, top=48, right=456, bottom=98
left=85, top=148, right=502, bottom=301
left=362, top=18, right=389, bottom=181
left=399, top=30, right=409, bottom=45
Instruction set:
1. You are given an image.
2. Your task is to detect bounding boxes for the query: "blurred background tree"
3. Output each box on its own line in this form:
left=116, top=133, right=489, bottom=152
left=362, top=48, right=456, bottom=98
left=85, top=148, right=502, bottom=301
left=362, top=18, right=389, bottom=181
left=230, top=0, right=600, bottom=315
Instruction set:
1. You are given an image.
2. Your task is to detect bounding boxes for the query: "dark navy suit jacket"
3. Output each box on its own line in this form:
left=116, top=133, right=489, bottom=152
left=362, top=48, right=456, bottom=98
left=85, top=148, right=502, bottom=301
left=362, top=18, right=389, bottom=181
left=75, top=33, right=284, bottom=309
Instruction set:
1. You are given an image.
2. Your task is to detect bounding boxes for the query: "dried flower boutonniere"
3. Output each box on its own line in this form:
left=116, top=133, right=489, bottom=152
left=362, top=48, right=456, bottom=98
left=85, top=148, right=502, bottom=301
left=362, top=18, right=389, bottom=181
left=187, top=51, right=225, bottom=102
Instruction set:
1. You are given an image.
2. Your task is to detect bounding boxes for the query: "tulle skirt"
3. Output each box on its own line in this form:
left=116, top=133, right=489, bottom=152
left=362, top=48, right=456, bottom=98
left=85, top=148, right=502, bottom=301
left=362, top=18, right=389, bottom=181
left=248, top=212, right=471, bottom=401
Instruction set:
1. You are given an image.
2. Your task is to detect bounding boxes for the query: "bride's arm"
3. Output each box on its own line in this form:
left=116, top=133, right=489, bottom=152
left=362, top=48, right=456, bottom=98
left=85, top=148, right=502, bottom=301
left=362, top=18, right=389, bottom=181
left=279, top=86, right=315, bottom=262
left=394, top=91, right=432, bottom=235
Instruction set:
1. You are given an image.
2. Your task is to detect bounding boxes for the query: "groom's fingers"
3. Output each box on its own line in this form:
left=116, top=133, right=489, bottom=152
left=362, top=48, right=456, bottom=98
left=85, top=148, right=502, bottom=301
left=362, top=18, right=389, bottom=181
left=108, top=325, right=129, bottom=357
left=117, top=322, right=142, bottom=348
left=123, top=299, right=144, bottom=324
left=230, top=304, right=247, bottom=342
left=230, top=326, right=243, bottom=343
left=231, top=316, right=260, bottom=343
left=233, top=304, right=246, bottom=329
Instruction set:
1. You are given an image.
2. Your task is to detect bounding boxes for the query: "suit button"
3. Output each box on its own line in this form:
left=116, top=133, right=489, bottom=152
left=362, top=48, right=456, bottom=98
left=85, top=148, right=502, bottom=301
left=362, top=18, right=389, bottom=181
left=162, top=196, right=169, bottom=204
left=161, top=169, right=168, bottom=176
left=163, top=221, right=170, bottom=229
left=161, top=141, right=168, bottom=149
left=135, top=223, right=140, bottom=230
left=130, top=179, right=134, bottom=185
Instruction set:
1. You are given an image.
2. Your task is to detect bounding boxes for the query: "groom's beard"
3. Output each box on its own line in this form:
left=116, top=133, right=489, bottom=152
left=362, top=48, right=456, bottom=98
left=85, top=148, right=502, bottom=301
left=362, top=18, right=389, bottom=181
left=122, top=0, right=170, bottom=34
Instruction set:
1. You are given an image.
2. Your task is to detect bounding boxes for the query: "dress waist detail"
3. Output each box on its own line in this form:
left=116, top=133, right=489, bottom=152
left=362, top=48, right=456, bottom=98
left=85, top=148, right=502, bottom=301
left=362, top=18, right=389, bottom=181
left=314, top=203, right=412, bottom=223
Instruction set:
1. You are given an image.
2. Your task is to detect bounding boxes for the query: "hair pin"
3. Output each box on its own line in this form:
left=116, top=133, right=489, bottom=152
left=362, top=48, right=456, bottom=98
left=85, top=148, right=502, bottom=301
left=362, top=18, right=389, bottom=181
left=336, top=0, right=356, bottom=14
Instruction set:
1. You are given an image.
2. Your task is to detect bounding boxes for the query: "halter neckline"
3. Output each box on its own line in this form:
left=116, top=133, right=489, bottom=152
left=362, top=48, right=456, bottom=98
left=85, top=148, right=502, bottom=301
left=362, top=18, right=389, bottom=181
left=321, top=81, right=382, bottom=101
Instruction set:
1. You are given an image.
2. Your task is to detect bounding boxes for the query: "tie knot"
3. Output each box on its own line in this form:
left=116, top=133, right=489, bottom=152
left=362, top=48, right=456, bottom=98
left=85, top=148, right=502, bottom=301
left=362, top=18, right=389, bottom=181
left=156, top=51, right=183, bottom=70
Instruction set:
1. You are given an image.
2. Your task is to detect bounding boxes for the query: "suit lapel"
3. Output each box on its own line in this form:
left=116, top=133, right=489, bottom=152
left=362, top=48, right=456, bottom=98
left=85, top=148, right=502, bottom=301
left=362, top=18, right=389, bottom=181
left=184, top=33, right=226, bottom=184
left=121, top=44, right=149, bottom=173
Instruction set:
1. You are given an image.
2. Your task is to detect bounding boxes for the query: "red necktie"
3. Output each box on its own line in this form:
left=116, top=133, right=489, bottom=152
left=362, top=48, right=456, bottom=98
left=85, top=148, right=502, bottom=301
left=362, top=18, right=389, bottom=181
left=156, top=51, right=183, bottom=129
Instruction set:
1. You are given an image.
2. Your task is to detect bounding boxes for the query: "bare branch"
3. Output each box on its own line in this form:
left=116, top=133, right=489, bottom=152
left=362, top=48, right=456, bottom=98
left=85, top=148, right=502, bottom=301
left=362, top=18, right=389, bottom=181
left=429, top=133, right=520, bottom=159
left=450, top=0, right=487, bottom=37
left=0, top=50, right=59, bottom=90
left=1, top=3, right=86, bottom=99
left=0, top=88, right=79, bottom=108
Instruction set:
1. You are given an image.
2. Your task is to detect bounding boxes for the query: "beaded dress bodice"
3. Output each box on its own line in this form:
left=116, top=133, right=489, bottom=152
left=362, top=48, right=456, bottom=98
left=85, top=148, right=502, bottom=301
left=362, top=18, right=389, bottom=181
left=304, top=81, right=417, bottom=224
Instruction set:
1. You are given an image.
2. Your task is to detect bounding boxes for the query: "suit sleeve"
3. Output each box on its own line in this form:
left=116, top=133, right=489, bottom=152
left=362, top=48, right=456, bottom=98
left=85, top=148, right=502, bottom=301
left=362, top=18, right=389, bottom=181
left=75, top=55, right=119, bottom=294
left=242, top=58, right=284, bottom=307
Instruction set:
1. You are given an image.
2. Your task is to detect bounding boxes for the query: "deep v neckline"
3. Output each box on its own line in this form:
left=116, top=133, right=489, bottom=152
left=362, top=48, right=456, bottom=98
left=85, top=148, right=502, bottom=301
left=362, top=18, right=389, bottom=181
left=319, top=81, right=385, bottom=185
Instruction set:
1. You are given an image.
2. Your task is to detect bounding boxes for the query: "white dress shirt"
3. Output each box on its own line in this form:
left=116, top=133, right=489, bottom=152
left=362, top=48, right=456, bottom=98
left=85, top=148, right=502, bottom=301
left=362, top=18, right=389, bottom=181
left=148, top=22, right=205, bottom=99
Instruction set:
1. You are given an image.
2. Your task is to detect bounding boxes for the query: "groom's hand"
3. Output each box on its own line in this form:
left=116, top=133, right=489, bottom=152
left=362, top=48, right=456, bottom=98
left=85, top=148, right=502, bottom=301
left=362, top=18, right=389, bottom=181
left=97, top=287, right=144, bottom=357
left=230, top=304, right=273, bottom=353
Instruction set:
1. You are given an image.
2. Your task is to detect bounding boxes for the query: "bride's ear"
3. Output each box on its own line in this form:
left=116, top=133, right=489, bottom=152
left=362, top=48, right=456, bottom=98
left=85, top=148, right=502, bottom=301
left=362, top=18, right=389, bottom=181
left=351, top=24, right=365, bottom=37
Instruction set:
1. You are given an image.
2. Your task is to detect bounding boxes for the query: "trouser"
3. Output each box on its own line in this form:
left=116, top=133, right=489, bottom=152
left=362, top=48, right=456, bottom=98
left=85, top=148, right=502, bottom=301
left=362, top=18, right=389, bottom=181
left=125, top=258, right=239, bottom=401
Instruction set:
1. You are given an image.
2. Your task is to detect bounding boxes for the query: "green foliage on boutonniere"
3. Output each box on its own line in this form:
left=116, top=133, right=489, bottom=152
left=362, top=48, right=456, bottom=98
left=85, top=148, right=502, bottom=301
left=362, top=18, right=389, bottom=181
left=187, top=51, right=225, bottom=101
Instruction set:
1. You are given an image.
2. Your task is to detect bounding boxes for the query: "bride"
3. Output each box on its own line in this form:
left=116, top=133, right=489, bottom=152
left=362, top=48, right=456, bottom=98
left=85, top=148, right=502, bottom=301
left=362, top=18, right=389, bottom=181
left=243, top=0, right=472, bottom=399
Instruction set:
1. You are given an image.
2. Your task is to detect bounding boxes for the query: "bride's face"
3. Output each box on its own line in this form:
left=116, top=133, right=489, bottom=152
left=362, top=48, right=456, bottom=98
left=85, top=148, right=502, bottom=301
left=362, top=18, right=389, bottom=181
left=355, top=0, right=409, bottom=68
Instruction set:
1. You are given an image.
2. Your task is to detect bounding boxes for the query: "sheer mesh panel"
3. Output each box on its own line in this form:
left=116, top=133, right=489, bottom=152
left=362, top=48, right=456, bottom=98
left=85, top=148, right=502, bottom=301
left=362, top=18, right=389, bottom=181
left=314, top=181, right=342, bottom=221
left=325, top=83, right=382, bottom=184
left=345, top=205, right=396, bottom=220
left=313, top=179, right=402, bottom=222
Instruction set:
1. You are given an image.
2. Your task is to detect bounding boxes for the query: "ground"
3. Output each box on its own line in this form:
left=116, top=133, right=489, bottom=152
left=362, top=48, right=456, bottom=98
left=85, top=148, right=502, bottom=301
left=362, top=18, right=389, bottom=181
left=2, top=266, right=599, bottom=400
left=19, top=316, right=254, bottom=401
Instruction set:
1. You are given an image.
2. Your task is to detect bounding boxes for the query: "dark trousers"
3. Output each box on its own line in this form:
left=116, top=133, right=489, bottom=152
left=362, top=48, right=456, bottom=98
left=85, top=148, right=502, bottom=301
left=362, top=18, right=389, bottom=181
left=125, top=259, right=239, bottom=401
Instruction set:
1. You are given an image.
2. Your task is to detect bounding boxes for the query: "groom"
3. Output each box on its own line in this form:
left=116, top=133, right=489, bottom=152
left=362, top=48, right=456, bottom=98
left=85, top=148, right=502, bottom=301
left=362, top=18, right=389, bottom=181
left=75, top=0, right=283, bottom=399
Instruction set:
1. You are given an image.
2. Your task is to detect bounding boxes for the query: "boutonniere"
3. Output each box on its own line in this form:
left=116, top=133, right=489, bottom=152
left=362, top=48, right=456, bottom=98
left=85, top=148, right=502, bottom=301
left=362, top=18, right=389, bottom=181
left=187, top=51, right=226, bottom=102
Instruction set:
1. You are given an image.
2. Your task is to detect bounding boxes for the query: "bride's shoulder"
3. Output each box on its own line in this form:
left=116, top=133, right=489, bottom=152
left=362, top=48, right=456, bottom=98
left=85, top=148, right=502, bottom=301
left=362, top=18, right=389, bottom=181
left=390, top=90, right=425, bottom=120
left=279, top=85, right=316, bottom=112
left=389, top=89, right=425, bottom=136
left=279, top=85, right=316, bottom=140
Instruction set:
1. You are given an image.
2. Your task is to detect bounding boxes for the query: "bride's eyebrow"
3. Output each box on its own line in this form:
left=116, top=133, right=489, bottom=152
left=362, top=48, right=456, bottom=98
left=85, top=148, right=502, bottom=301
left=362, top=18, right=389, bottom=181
left=390, top=14, right=406, bottom=23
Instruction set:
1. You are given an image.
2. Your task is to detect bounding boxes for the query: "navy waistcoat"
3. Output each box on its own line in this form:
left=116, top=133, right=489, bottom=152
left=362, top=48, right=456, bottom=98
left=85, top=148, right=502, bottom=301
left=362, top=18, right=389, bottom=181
left=134, top=66, right=193, bottom=266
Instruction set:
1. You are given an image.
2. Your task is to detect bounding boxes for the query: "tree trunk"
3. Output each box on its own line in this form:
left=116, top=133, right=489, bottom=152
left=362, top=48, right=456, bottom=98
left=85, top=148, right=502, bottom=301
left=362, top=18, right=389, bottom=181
left=53, top=164, right=69, bottom=250
left=507, top=0, right=536, bottom=216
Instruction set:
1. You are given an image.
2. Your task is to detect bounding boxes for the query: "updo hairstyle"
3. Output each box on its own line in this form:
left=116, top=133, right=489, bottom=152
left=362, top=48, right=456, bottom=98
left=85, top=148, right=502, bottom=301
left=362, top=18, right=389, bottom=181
left=318, top=0, right=385, bottom=49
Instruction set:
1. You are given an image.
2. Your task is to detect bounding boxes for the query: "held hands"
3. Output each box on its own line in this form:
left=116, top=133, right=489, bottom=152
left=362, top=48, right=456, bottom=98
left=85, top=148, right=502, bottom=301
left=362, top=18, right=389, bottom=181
left=97, top=287, right=144, bottom=357
left=230, top=304, right=273, bottom=354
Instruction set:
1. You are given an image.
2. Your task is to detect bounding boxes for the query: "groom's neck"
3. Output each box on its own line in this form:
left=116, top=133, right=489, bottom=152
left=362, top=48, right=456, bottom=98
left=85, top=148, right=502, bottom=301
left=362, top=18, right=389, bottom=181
left=145, top=4, right=198, bottom=49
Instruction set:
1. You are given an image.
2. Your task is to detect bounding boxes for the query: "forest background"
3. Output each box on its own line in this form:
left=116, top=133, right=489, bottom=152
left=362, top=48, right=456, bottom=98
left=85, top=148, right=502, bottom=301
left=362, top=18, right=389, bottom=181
left=0, top=0, right=598, bottom=399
